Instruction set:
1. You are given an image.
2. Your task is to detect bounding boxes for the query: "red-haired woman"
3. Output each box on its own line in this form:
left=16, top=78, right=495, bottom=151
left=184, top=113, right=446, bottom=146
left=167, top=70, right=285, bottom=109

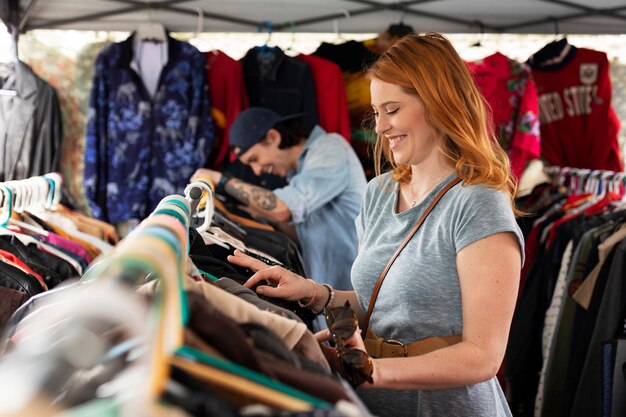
left=231, top=32, right=523, bottom=417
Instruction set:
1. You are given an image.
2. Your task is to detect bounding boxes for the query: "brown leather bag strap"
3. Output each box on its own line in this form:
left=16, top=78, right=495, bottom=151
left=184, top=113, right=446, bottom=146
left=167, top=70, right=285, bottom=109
left=361, top=177, right=462, bottom=338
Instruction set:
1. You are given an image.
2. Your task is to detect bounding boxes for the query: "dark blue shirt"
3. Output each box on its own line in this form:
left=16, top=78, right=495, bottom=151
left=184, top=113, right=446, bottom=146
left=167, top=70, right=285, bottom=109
left=85, top=34, right=213, bottom=224
left=241, top=46, right=318, bottom=129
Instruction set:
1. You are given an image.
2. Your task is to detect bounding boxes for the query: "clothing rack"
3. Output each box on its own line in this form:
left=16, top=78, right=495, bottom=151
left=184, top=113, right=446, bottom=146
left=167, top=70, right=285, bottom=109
left=0, top=173, right=63, bottom=223
left=0, top=182, right=332, bottom=414
left=510, top=166, right=626, bottom=417
left=543, top=165, right=626, bottom=197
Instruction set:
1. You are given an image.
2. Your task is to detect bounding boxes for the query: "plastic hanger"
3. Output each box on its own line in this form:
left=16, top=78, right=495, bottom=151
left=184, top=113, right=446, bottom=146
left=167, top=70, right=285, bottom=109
left=135, top=22, right=166, bottom=42
left=583, top=171, right=621, bottom=216
left=528, top=18, right=571, bottom=67
left=135, top=2, right=166, bottom=43
left=284, top=21, right=299, bottom=56
left=184, top=179, right=236, bottom=250
left=331, top=9, right=351, bottom=44
left=173, top=347, right=326, bottom=410
left=188, top=6, right=207, bottom=51
left=0, top=183, right=81, bottom=274
left=30, top=176, right=51, bottom=212
left=463, top=21, right=498, bottom=62
left=0, top=184, right=13, bottom=227
left=184, top=180, right=214, bottom=233
left=43, top=173, right=63, bottom=209
left=257, top=20, right=276, bottom=61
left=3, top=180, right=50, bottom=237
left=81, top=198, right=190, bottom=399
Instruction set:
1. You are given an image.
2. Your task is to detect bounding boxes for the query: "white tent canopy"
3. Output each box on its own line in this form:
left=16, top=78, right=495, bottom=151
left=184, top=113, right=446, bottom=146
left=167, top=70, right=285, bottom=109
left=2, top=0, right=626, bottom=35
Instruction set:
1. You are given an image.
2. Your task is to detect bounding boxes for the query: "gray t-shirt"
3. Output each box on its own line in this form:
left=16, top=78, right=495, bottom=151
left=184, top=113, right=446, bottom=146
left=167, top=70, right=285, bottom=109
left=352, top=173, right=524, bottom=417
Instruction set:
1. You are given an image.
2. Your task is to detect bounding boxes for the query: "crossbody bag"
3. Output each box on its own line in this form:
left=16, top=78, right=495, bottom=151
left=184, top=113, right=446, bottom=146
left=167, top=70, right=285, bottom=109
left=362, top=176, right=463, bottom=358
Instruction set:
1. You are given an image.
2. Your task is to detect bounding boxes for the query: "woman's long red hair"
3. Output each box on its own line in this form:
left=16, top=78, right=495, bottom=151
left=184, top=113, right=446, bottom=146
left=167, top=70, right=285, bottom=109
left=367, top=32, right=519, bottom=212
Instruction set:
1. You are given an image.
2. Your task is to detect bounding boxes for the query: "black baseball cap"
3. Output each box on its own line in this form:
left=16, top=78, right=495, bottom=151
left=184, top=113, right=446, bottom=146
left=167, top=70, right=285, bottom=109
left=229, top=107, right=305, bottom=156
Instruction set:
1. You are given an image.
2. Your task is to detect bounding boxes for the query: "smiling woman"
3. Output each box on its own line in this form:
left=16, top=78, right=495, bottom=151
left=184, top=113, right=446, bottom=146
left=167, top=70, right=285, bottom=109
left=227, top=32, right=525, bottom=417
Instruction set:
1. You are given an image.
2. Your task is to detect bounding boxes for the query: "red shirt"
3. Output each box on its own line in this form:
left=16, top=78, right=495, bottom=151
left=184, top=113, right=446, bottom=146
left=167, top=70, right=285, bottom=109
left=467, top=52, right=541, bottom=178
left=204, top=51, right=249, bottom=167
left=530, top=47, right=623, bottom=171
left=297, top=54, right=351, bottom=142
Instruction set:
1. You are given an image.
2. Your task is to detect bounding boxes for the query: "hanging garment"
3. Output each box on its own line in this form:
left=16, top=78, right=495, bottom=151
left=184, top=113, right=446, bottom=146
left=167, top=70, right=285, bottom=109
left=508, top=179, right=626, bottom=417
left=241, top=46, right=318, bottom=130
left=313, top=41, right=378, bottom=74
left=312, top=41, right=378, bottom=131
left=204, top=50, right=249, bottom=168
left=313, top=41, right=380, bottom=179
left=528, top=40, right=623, bottom=171
left=186, top=228, right=316, bottom=327
left=296, top=54, right=351, bottom=142
left=0, top=260, right=46, bottom=297
left=466, top=52, right=541, bottom=178
left=0, top=234, right=74, bottom=288
left=0, top=286, right=30, bottom=334
left=84, top=34, right=214, bottom=224
left=569, top=238, right=626, bottom=417
left=0, top=61, right=62, bottom=181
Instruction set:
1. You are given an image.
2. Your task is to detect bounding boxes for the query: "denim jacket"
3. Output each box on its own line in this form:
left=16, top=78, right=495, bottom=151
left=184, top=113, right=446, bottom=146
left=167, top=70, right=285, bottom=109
left=84, top=34, right=213, bottom=224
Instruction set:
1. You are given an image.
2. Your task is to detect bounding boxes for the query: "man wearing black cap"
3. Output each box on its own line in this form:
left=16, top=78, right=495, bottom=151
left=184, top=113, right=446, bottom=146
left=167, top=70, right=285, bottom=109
left=192, top=107, right=366, bottom=291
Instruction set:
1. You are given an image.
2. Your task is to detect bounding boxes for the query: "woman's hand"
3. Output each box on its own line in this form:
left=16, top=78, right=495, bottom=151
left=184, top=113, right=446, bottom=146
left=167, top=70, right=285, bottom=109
left=227, top=250, right=314, bottom=301
left=314, top=327, right=367, bottom=352
left=315, top=320, right=378, bottom=389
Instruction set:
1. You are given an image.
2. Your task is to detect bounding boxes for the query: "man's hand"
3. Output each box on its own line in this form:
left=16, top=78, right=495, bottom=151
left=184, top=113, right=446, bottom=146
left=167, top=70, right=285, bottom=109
left=191, top=168, right=221, bottom=185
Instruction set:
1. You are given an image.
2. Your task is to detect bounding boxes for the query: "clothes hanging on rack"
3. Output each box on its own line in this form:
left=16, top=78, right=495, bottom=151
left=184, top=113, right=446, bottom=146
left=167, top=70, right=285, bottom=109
left=0, top=187, right=370, bottom=417
left=84, top=34, right=214, bottom=225
left=466, top=52, right=541, bottom=178
left=0, top=174, right=118, bottom=336
left=313, top=40, right=379, bottom=179
left=241, top=46, right=318, bottom=130
left=528, top=40, right=623, bottom=172
left=186, top=226, right=317, bottom=328
left=204, top=50, right=249, bottom=169
left=0, top=60, right=62, bottom=181
left=296, top=54, right=351, bottom=142
left=505, top=168, right=626, bottom=417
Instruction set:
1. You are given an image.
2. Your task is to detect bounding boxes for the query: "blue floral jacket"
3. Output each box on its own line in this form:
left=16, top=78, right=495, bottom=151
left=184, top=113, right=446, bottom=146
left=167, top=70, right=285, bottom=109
left=85, top=34, right=213, bottom=224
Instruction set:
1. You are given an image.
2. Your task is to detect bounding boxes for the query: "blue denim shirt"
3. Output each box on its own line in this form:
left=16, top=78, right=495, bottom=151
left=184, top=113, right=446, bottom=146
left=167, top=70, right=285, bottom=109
left=84, top=35, right=213, bottom=224
left=274, top=126, right=366, bottom=290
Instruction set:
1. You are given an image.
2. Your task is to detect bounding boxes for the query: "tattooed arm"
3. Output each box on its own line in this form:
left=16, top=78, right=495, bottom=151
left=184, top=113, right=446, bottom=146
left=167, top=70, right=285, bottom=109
left=223, top=177, right=292, bottom=223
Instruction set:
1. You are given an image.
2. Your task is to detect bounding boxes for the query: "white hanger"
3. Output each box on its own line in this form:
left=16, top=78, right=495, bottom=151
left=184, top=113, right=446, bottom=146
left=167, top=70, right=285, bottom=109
left=3, top=180, right=50, bottom=237
left=135, top=21, right=166, bottom=42
left=43, top=173, right=63, bottom=209
left=184, top=180, right=214, bottom=233
left=331, top=9, right=351, bottom=44
left=184, top=180, right=232, bottom=250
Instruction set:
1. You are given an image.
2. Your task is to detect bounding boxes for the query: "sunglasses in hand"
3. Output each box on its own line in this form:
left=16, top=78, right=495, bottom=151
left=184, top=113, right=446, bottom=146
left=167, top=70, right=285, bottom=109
left=323, top=300, right=374, bottom=387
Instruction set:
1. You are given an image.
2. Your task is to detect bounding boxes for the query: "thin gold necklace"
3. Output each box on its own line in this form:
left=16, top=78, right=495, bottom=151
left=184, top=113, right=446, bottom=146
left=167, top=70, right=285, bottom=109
left=408, top=172, right=450, bottom=208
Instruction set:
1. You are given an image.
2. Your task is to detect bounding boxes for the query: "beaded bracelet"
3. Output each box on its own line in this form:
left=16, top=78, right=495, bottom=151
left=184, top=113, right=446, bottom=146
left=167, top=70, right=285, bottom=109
left=311, top=283, right=334, bottom=315
left=297, top=279, right=317, bottom=308
left=321, top=283, right=335, bottom=311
